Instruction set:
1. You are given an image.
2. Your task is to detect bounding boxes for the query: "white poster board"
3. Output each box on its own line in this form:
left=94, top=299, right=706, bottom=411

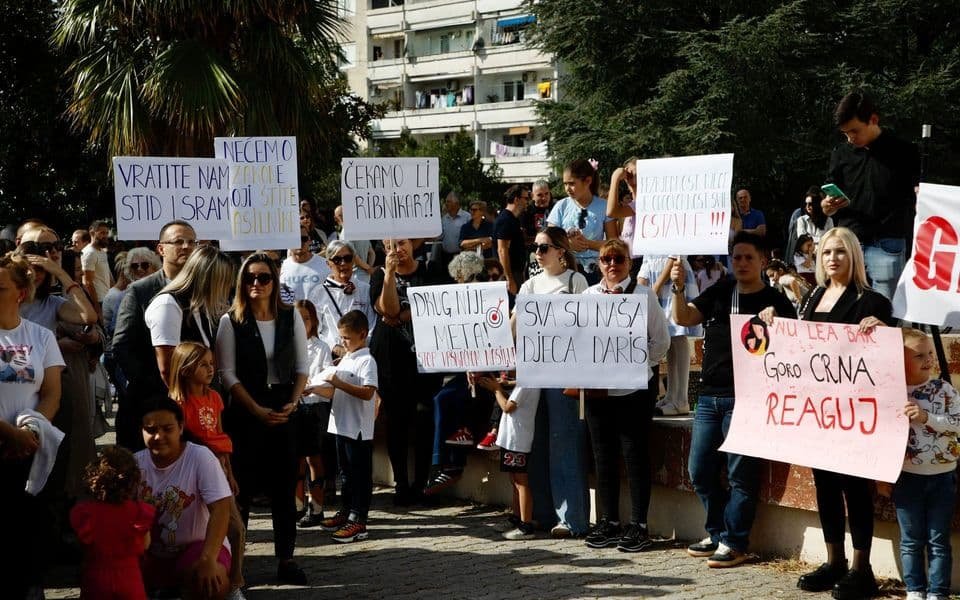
left=340, top=157, right=441, bottom=240
left=215, top=136, right=300, bottom=251
left=893, top=183, right=960, bottom=326
left=514, top=294, right=648, bottom=389
left=630, top=153, right=733, bottom=256
left=409, top=281, right=514, bottom=373
left=113, top=157, right=232, bottom=240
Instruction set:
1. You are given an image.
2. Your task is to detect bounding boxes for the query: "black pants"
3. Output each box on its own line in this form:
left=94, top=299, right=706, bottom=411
left=0, top=458, right=43, bottom=598
left=812, top=468, right=874, bottom=551
left=584, top=377, right=655, bottom=525
left=337, top=434, right=374, bottom=522
left=381, top=373, right=442, bottom=494
left=232, top=415, right=298, bottom=560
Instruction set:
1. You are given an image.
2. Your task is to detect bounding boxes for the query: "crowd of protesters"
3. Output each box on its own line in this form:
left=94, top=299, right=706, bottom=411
left=0, top=91, right=952, bottom=600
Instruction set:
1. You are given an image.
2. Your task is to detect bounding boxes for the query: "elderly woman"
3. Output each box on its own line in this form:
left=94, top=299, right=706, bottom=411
left=0, top=253, right=66, bottom=597
left=581, top=240, right=670, bottom=551
left=794, top=227, right=894, bottom=599
left=308, top=240, right=377, bottom=359
left=103, top=247, right=161, bottom=342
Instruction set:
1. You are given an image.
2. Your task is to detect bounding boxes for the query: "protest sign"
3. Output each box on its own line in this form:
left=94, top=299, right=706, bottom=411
left=893, top=183, right=960, bottom=326
left=630, top=153, right=733, bottom=256
left=215, top=136, right=300, bottom=251
left=514, top=294, right=649, bottom=389
left=340, top=157, right=440, bottom=240
left=113, top=157, right=232, bottom=240
left=409, top=281, right=514, bottom=373
left=719, top=315, right=908, bottom=482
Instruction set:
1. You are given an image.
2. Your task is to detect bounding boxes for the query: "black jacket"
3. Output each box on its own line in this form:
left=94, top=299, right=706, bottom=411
left=112, top=270, right=167, bottom=396
left=799, top=284, right=895, bottom=326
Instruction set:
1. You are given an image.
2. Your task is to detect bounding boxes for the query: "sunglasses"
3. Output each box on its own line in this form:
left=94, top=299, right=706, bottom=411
left=599, top=255, right=627, bottom=265
left=578, top=208, right=588, bottom=229
left=242, top=272, right=274, bottom=286
left=534, top=243, right=559, bottom=254
left=129, top=261, right=151, bottom=270
left=330, top=254, right=354, bottom=265
left=21, top=241, right=63, bottom=255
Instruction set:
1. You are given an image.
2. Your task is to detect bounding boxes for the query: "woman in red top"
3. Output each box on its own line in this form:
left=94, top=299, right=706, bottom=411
left=70, top=446, right=155, bottom=599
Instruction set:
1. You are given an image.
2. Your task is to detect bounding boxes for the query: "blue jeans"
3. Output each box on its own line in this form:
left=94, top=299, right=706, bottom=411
left=431, top=374, right=469, bottom=470
left=688, top=395, right=762, bottom=552
left=529, top=388, right=589, bottom=535
left=893, top=470, right=956, bottom=595
left=863, top=238, right=905, bottom=301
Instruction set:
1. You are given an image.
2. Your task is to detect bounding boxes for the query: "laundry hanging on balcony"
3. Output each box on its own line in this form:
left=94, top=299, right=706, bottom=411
left=490, top=140, right=549, bottom=158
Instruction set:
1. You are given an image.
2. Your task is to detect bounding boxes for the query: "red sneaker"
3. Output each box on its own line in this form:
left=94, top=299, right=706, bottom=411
left=445, top=427, right=475, bottom=446
left=476, top=430, right=498, bottom=451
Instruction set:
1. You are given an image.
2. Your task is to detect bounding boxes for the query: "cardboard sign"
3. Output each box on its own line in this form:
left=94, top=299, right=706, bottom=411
left=113, top=157, right=232, bottom=240
left=630, top=153, right=733, bottom=256
left=893, top=183, right=960, bottom=326
left=514, top=294, right=648, bottom=389
left=720, top=315, right=909, bottom=482
left=409, top=281, right=514, bottom=373
left=215, top=136, right=300, bottom=251
left=340, top=157, right=440, bottom=240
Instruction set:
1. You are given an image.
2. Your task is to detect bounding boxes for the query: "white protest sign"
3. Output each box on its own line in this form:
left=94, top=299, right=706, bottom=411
left=215, top=136, right=300, bottom=251
left=514, top=294, right=648, bottom=389
left=630, top=153, right=733, bottom=256
left=340, top=157, right=441, bottom=240
left=409, top=281, right=514, bottom=373
left=113, top=157, right=232, bottom=240
left=893, top=183, right=960, bottom=326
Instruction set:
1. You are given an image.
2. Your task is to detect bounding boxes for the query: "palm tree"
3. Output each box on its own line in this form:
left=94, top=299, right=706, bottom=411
left=53, top=0, right=376, bottom=161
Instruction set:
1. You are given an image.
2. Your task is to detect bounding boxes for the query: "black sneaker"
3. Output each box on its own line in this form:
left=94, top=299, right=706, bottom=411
left=797, top=562, right=848, bottom=592
left=706, top=544, right=748, bottom=568
left=832, top=566, right=879, bottom=600
left=686, top=536, right=718, bottom=557
left=277, top=560, right=307, bottom=585
left=584, top=520, right=622, bottom=548
left=298, top=507, right=325, bottom=528
left=617, top=523, right=653, bottom=553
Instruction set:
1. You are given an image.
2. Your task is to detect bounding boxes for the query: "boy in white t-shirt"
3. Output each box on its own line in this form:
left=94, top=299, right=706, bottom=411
left=318, top=310, right=379, bottom=543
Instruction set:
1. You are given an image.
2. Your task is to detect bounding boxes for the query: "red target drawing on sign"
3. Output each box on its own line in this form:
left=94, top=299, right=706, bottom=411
left=485, top=298, right=505, bottom=328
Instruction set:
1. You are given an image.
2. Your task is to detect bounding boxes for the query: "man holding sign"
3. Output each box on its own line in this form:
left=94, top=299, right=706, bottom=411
left=669, top=231, right=796, bottom=568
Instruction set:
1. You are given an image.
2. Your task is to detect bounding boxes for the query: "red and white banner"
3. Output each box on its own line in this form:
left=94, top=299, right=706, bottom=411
left=893, top=183, right=960, bottom=326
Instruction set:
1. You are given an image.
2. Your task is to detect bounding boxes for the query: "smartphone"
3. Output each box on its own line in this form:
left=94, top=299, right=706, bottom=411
left=820, top=183, right=849, bottom=201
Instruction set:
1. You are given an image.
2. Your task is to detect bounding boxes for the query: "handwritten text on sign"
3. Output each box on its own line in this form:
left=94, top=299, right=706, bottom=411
left=341, top=157, right=440, bottom=240
left=409, top=281, right=514, bottom=373
left=893, top=183, right=960, bottom=326
left=215, top=136, right=299, bottom=251
left=630, top=153, right=733, bottom=256
left=112, top=157, right=232, bottom=240
left=514, top=294, right=648, bottom=389
left=720, top=315, right=908, bottom=482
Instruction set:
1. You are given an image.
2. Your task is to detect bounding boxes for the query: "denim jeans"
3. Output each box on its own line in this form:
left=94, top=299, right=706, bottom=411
left=863, top=237, right=906, bottom=301
left=529, top=388, right=589, bottom=535
left=688, top=395, right=762, bottom=552
left=431, top=374, right=469, bottom=470
left=893, top=470, right=956, bottom=595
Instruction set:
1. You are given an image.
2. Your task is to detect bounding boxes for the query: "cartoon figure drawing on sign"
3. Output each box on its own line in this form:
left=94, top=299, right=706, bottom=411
left=0, top=346, right=35, bottom=383
left=740, top=316, right=769, bottom=355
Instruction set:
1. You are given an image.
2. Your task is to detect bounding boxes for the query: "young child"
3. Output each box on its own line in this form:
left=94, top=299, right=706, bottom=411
left=71, top=446, right=156, bottom=600
left=318, top=310, right=379, bottom=543
left=293, top=299, right=334, bottom=527
left=168, top=342, right=246, bottom=597
left=896, top=328, right=960, bottom=600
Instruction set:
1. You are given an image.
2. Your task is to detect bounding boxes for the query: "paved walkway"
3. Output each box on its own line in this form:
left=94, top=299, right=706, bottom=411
left=44, top=487, right=907, bottom=599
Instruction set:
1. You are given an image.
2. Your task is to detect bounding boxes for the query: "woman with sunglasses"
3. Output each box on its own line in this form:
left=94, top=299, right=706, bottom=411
left=517, top=226, right=591, bottom=537
left=309, top=240, right=377, bottom=359
left=638, top=255, right=702, bottom=416
left=547, top=159, right=618, bottom=285
left=581, top=240, right=670, bottom=551
left=216, top=253, right=310, bottom=585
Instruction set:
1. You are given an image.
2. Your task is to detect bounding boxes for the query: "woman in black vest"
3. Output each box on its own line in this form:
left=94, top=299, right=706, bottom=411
left=216, top=253, right=310, bottom=585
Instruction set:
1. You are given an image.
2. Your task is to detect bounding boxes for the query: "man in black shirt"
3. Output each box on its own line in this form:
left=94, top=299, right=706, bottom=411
left=822, top=92, right=920, bottom=300
left=670, top=231, right=797, bottom=568
left=494, top=185, right=529, bottom=295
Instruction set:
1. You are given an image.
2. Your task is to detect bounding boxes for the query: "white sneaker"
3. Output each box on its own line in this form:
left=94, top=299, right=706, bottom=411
left=906, top=592, right=925, bottom=600
left=503, top=526, right=535, bottom=540
left=927, top=594, right=947, bottom=600
left=226, top=588, right=248, bottom=600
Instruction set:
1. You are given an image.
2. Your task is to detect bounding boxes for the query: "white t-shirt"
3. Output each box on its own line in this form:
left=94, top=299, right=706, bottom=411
left=19, top=295, right=67, bottom=333
left=279, top=255, right=331, bottom=302
left=0, top=319, right=66, bottom=424
left=306, top=277, right=377, bottom=350
left=144, top=293, right=215, bottom=348
left=303, top=337, right=333, bottom=405
left=496, top=386, right=540, bottom=454
left=81, top=245, right=111, bottom=301
left=215, top=310, right=309, bottom=390
left=517, top=269, right=588, bottom=295
left=638, top=255, right=702, bottom=337
left=136, top=442, right=232, bottom=558
left=327, top=348, right=378, bottom=441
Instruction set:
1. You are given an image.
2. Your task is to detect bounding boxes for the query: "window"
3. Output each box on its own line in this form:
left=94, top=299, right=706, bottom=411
left=393, top=39, right=403, bottom=57
left=502, top=81, right=523, bottom=102
left=337, top=0, right=356, bottom=17
left=339, top=43, right=357, bottom=70
left=440, top=34, right=450, bottom=54
left=502, top=134, right=525, bottom=147
left=371, top=0, right=402, bottom=8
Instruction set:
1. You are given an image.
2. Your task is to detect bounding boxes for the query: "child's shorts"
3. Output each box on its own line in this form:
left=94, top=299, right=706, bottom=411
left=500, top=448, right=528, bottom=473
left=143, top=541, right=231, bottom=590
left=295, top=402, right=332, bottom=457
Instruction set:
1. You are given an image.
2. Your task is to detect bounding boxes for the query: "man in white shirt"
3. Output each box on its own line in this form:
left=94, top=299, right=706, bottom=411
left=280, top=226, right=331, bottom=302
left=81, top=220, right=112, bottom=304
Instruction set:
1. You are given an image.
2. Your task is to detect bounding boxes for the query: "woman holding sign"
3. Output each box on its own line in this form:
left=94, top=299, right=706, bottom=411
left=581, top=240, right=670, bottom=551
left=795, top=226, right=894, bottom=599
left=518, top=226, right=591, bottom=537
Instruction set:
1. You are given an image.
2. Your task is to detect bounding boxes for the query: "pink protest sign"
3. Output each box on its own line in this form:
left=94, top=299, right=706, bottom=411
left=719, top=315, right=909, bottom=482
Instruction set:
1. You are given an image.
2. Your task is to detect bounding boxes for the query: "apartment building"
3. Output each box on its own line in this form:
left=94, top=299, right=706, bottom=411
left=338, top=0, right=557, bottom=183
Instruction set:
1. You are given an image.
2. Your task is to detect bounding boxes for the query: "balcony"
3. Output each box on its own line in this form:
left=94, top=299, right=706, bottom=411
left=476, top=0, right=525, bottom=13
left=478, top=45, right=550, bottom=75
left=367, top=57, right=405, bottom=83
left=482, top=154, right=551, bottom=182
left=404, top=0, right=475, bottom=30
left=370, top=98, right=540, bottom=138
left=367, top=5, right=404, bottom=35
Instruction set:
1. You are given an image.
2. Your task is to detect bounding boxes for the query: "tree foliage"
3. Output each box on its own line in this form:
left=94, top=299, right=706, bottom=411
left=530, top=0, right=960, bottom=239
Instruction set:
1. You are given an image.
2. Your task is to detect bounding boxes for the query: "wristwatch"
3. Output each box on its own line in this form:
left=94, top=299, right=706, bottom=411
left=671, top=284, right=685, bottom=295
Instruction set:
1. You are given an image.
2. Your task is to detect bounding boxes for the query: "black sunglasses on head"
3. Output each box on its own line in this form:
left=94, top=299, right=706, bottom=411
left=578, top=208, right=588, bottom=229
left=330, top=254, right=354, bottom=265
left=242, top=272, right=274, bottom=285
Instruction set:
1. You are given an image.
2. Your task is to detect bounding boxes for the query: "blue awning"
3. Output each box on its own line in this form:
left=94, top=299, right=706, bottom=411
left=497, top=15, right=536, bottom=28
